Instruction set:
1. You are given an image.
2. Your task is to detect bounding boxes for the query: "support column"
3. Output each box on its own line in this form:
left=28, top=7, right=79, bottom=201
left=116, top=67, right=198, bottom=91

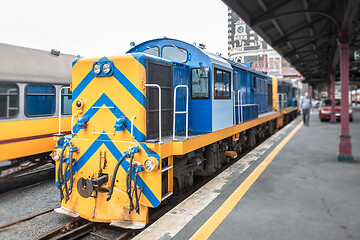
left=337, top=31, right=353, bottom=162
left=327, top=82, right=331, bottom=100
left=330, top=72, right=336, bottom=123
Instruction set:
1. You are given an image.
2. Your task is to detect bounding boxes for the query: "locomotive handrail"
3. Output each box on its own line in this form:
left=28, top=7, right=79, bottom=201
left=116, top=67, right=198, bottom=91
left=58, top=86, right=70, bottom=135
left=71, top=114, right=77, bottom=135
left=173, top=85, right=189, bottom=141
left=144, top=84, right=162, bottom=144
left=131, top=116, right=136, bottom=139
left=92, top=106, right=115, bottom=109
left=233, top=91, right=236, bottom=125
left=235, top=90, right=243, bottom=123
left=233, top=90, right=258, bottom=124
left=277, top=93, right=287, bottom=110
left=92, top=132, right=115, bottom=135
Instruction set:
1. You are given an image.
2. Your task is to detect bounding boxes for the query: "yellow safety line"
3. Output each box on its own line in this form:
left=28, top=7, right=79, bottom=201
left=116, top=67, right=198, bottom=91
left=190, top=121, right=303, bottom=240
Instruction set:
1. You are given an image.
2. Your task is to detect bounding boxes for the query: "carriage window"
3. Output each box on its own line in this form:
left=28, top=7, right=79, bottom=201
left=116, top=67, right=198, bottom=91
left=214, top=68, right=231, bottom=99
left=162, top=45, right=188, bottom=63
left=141, top=46, right=159, bottom=57
left=25, top=85, right=55, bottom=116
left=191, top=67, right=210, bottom=98
left=0, top=83, right=19, bottom=119
left=61, top=88, right=72, bottom=115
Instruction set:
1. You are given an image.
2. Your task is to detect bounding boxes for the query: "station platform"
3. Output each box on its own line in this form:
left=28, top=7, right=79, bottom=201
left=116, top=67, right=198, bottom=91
left=134, top=108, right=360, bottom=240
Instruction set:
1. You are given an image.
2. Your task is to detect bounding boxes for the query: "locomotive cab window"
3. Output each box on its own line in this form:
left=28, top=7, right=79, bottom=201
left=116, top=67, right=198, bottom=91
left=214, top=68, right=231, bottom=99
left=25, top=84, right=55, bottom=116
left=191, top=67, right=210, bottom=98
left=61, top=88, right=72, bottom=115
left=0, top=83, right=19, bottom=119
left=141, top=46, right=160, bottom=57
left=161, top=45, right=188, bottom=63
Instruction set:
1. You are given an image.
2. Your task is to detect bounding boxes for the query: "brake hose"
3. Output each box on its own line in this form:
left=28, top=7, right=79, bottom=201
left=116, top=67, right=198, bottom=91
left=133, top=171, right=140, bottom=214
left=106, top=155, right=126, bottom=201
left=63, top=159, right=70, bottom=203
left=126, top=152, right=135, bottom=212
left=57, top=144, right=67, bottom=200
left=68, top=150, right=74, bottom=195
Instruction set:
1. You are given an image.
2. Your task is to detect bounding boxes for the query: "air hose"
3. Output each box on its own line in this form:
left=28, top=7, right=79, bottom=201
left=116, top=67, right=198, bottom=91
left=63, top=160, right=70, bottom=202
left=68, top=150, right=74, bottom=195
left=57, top=143, right=68, bottom=200
left=106, top=155, right=126, bottom=201
left=126, top=152, right=135, bottom=212
left=133, top=170, right=143, bottom=214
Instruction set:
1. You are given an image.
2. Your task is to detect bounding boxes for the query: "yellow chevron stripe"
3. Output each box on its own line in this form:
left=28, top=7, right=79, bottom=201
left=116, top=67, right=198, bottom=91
left=74, top=76, right=146, bottom=137
left=109, top=55, right=146, bottom=96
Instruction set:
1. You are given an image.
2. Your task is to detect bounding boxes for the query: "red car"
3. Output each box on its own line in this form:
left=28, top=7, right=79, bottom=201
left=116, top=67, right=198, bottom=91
left=319, top=99, right=353, bottom=122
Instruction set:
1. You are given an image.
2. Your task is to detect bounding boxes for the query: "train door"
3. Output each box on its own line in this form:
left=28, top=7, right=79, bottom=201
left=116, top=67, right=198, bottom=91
left=212, top=67, right=233, bottom=131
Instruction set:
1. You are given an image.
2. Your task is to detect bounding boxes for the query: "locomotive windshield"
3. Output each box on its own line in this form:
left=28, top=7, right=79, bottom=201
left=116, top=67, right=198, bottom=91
left=162, top=45, right=188, bottom=63
left=191, top=67, right=210, bottom=98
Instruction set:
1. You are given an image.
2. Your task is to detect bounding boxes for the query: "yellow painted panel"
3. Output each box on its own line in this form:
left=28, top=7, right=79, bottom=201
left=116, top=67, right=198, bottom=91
left=109, top=55, right=146, bottom=95
left=271, top=76, right=278, bottom=111
left=72, top=57, right=101, bottom=89
left=0, top=117, right=71, bottom=161
left=60, top=137, right=160, bottom=223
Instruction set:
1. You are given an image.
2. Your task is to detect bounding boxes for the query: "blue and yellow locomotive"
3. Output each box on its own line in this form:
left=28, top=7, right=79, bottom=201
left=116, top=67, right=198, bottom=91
left=52, top=38, right=298, bottom=228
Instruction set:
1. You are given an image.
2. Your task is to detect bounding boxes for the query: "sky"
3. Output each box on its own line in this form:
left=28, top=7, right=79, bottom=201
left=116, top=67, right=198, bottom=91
left=0, top=0, right=229, bottom=58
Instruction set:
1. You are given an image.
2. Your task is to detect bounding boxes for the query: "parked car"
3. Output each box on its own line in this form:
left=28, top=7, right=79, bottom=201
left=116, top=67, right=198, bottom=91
left=319, top=99, right=353, bottom=122
left=312, top=98, right=321, bottom=108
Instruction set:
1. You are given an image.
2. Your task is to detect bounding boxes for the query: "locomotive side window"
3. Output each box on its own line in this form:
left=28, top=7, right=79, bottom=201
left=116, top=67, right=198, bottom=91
left=61, top=88, right=72, bottom=115
left=191, top=67, right=210, bottom=98
left=141, top=46, right=160, bottom=57
left=25, top=84, right=55, bottom=116
left=214, top=68, right=231, bottom=99
left=0, top=83, right=19, bottom=119
left=162, top=45, right=188, bottom=63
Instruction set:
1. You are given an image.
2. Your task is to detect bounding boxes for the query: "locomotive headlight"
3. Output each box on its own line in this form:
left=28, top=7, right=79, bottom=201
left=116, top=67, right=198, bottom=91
left=51, top=149, right=61, bottom=161
left=102, top=62, right=111, bottom=74
left=93, top=63, right=101, bottom=75
left=144, top=157, right=158, bottom=171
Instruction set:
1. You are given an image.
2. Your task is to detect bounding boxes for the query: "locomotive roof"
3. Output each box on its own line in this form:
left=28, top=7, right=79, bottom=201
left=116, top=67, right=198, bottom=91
left=0, top=43, right=76, bottom=84
left=128, top=38, right=271, bottom=77
left=127, top=38, right=232, bottom=70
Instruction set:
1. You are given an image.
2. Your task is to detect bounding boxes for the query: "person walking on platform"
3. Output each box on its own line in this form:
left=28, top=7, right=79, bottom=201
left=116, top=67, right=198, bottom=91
left=301, top=92, right=312, bottom=126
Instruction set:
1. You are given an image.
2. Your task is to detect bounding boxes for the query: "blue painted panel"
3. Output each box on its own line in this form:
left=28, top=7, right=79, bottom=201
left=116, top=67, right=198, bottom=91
left=191, top=99, right=212, bottom=132
left=173, top=64, right=191, bottom=133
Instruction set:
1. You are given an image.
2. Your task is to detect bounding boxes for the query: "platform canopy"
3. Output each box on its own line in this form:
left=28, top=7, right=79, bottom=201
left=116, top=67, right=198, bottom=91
left=222, top=0, right=360, bottom=85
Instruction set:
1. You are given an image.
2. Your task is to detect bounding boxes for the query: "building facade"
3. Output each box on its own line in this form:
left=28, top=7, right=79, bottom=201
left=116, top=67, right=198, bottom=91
left=228, top=8, right=298, bottom=77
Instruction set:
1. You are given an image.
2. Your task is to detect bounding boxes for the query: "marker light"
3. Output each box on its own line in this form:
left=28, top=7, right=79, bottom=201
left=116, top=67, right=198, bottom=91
left=75, top=98, right=84, bottom=110
left=51, top=149, right=60, bottom=161
left=93, top=63, right=101, bottom=75
left=144, top=159, right=157, bottom=171
left=102, top=62, right=111, bottom=74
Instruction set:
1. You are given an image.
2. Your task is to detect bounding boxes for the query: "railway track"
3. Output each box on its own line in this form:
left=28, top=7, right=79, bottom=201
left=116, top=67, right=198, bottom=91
left=0, top=207, right=58, bottom=232
left=34, top=218, right=134, bottom=240
left=0, top=164, right=55, bottom=193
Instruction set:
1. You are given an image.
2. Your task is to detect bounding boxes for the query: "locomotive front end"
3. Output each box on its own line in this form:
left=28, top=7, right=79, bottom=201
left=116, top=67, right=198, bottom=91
left=53, top=54, right=162, bottom=228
